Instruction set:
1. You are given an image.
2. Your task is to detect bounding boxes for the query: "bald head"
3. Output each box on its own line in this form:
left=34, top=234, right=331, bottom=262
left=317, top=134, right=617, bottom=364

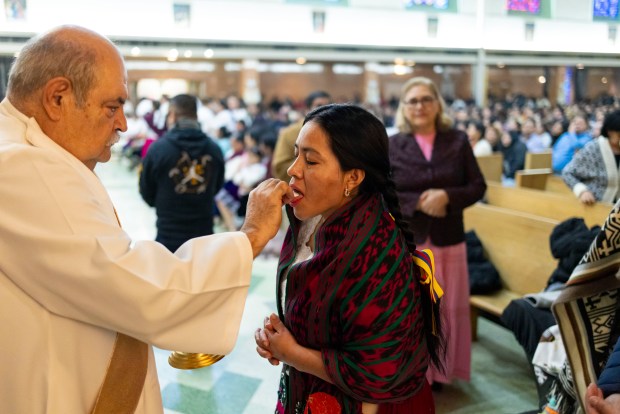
left=7, top=25, right=123, bottom=110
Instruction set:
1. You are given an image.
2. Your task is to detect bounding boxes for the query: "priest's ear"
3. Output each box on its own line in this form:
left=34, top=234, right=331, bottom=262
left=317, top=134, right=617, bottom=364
left=41, top=77, right=72, bottom=121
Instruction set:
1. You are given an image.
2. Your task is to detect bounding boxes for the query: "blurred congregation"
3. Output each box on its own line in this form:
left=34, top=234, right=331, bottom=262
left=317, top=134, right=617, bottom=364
left=5, top=1, right=620, bottom=414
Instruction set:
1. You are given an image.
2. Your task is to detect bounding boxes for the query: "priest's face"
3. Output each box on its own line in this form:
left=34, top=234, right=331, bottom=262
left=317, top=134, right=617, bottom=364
left=58, top=40, right=128, bottom=170
left=287, top=121, right=353, bottom=221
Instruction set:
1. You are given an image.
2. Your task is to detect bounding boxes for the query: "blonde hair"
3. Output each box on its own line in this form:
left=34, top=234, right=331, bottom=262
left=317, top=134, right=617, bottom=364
left=395, top=76, right=453, bottom=134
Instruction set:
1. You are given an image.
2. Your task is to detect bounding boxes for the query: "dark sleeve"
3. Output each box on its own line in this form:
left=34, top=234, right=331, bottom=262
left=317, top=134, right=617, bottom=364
left=504, top=142, right=527, bottom=178
left=598, top=336, right=620, bottom=397
left=139, top=149, right=157, bottom=207
left=443, top=135, right=487, bottom=212
left=212, top=141, right=225, bottom=193
left=388, top=134, right=422, bottom=218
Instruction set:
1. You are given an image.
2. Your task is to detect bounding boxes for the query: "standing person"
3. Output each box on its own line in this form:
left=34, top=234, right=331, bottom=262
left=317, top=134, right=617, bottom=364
left=139, top=93, right=225, bottom=252
left=0, top=25, right=291, bottom=414
left=255, top=104, right=445, bottom=414
left=390, top=76, right=486, bottom=389
left=271, top=90, right=331, bottom=181
left=562, top=110, right=620, bottom=205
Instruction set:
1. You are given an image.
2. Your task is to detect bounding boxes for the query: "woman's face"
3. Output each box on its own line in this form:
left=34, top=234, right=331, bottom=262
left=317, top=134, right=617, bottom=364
left=485, top=127, right=499, bottom=146
left=286, top=121, right=353, bottom=221
left=402, top=84, right=439, bottom=133
left=466, top=124, right=481, bottom=145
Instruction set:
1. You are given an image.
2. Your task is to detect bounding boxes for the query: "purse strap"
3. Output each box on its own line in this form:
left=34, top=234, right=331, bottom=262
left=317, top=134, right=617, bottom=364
left=91, top=333, right=148, bottom=414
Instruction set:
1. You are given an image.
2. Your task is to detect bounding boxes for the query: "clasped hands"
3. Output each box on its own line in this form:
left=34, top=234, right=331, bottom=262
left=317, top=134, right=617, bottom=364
left=255, top=313, right=297, bottom=367
left=417, top=189, right=449, bottom=218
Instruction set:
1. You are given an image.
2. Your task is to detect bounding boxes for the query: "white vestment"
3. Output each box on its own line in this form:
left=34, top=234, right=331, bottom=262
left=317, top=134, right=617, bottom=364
left=0, top=99, right=254, bottom=413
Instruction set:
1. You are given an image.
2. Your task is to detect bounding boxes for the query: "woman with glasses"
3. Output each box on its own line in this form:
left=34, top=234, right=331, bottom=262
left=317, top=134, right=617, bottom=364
left=389, top=76, right=486, bottom=390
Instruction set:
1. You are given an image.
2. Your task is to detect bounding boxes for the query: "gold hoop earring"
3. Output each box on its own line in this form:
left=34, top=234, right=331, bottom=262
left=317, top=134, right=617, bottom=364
left=344, top=188, right=351, bottom=197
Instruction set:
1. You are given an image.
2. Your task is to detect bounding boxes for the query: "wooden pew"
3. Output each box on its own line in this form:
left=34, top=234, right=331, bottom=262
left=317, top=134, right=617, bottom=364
left=464, top=203, right=558, bottom=339
left=546, top=174, right=573, bottom=196
left=515, top=168, right=552, bottom=190
left=476, top=152, right=503, bottom=183
left=485, top=182, right=612, bottom=228
left=524, top=150, right=552, bottom=170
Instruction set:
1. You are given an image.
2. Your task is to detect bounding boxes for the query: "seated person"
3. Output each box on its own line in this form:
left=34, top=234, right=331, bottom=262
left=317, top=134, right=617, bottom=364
left=552, top=115, right=593, bottom=173
left=466, top=121, right=492, bottom=157
left=586, top=336, right=620, bottom=414
left=562, top=110, right=620, bottom=205
left=500, top=130, right=527, bottom=179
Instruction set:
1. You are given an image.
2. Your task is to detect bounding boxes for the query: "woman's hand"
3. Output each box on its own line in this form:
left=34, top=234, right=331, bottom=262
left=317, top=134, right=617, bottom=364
left=579, top=190, right=596, bottom=205
left=264, top=313, right=299, bottom=365
left=419, top=189, right=449, bottom=217
left=262, top=314, right=334, bottom=383
left=255, top=315, right=281, bottom=366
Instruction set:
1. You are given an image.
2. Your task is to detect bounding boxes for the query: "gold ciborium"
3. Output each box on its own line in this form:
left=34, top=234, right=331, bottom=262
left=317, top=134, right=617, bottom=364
left=168, top=352, right=225, bottom=370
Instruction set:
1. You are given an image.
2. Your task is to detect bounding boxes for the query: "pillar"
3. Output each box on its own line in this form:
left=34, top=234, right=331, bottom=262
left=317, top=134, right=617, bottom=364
left=240, top=59, right=261, bottom=105
left=363, top=62, right=381, bottom=105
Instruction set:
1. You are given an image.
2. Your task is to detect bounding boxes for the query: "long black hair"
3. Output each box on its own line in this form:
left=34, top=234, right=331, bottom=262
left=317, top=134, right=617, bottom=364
left=303, top=103, right=445, bottom=370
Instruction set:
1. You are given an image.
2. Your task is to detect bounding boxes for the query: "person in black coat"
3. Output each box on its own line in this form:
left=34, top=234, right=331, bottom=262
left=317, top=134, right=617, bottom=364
left=586, top=337, right=620, bottom=413
left=500, top=129, right=527, bottom=179
left=139, top=94, right=225, bottom=252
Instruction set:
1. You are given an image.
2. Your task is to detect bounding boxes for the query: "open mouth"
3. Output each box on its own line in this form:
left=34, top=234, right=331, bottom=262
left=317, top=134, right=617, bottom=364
left=288, top=189, right=304, bottom=206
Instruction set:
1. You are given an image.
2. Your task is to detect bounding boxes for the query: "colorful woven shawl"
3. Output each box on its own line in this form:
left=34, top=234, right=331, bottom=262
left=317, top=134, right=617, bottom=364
left=275, top=193, right=429, bottom=414
left=553, top=199, right=620, bottom=412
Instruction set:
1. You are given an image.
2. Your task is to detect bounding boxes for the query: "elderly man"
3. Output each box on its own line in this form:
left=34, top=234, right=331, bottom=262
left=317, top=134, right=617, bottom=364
left=0, top=25, right=291, bottom=413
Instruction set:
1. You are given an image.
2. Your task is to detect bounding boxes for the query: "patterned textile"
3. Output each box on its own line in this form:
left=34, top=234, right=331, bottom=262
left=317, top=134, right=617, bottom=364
left=552, top=199, right=620, bottom=411
left=275, top=193, right=429, bottom=414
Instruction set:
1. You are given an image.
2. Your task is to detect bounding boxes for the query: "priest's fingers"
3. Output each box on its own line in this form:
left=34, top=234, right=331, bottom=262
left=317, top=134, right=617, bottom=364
left=241, top=179, right=292, bottom=258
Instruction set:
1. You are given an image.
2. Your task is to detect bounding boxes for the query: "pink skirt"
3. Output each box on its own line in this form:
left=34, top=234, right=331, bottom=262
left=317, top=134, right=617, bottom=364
left=420, top=239, right=471, bottom=384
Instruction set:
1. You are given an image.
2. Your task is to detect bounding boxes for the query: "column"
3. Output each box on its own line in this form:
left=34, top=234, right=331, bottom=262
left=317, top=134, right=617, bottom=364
left=473, top=49, right=487, bottom=107
left=240, top=59, right=261, bottom=105
left=363, top=62, right=381, bottom=105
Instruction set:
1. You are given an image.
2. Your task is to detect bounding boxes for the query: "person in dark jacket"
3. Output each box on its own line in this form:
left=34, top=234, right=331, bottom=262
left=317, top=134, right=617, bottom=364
left=586, top=337, right=620, bottom=413
left=500, top=129, right=527, bottom=179
left=140, top=94, right=225, bottom=252
left=390, top=76, right=486, bottom=388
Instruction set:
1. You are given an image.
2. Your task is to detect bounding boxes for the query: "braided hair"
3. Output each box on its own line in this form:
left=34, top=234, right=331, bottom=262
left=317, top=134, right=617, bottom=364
left=303, top=103, right=445, bottom=370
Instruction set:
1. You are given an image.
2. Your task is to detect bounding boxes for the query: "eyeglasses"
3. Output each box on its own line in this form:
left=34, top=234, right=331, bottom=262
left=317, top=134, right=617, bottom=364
left=403, top=96, right=436, bottom=107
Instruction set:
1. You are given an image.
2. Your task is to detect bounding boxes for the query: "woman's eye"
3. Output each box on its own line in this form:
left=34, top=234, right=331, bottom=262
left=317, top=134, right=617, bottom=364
left=306, top=159, right=317, bottom=165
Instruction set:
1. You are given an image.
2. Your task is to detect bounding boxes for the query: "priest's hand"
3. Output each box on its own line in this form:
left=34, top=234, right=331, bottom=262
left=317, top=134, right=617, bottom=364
left=241, top=179, right=294, bottom=258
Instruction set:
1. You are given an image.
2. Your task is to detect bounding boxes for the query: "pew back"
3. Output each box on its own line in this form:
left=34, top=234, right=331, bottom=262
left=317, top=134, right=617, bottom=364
left=515, top=168, right=553, bottom=190
left=464, top=203, right=557, bottom=296
left=485, top=183, right=612, bottom=228
left=546, top=174, right=574, bottom=195
left=476, top=152, right=503, bottom=183
left=525, top=150, right=552, bottom=170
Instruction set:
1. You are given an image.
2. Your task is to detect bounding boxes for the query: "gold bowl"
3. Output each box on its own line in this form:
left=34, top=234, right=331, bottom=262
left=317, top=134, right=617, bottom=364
left=168, top=352, right=225, bottom=369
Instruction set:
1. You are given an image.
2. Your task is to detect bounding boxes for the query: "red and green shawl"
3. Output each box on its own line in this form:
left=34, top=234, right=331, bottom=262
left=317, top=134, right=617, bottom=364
left=275, top=193, right=429, bottom=414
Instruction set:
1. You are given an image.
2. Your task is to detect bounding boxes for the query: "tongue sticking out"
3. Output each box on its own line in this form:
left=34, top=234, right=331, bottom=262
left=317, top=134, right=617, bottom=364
left=288, top=189, right=304, bottom=205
